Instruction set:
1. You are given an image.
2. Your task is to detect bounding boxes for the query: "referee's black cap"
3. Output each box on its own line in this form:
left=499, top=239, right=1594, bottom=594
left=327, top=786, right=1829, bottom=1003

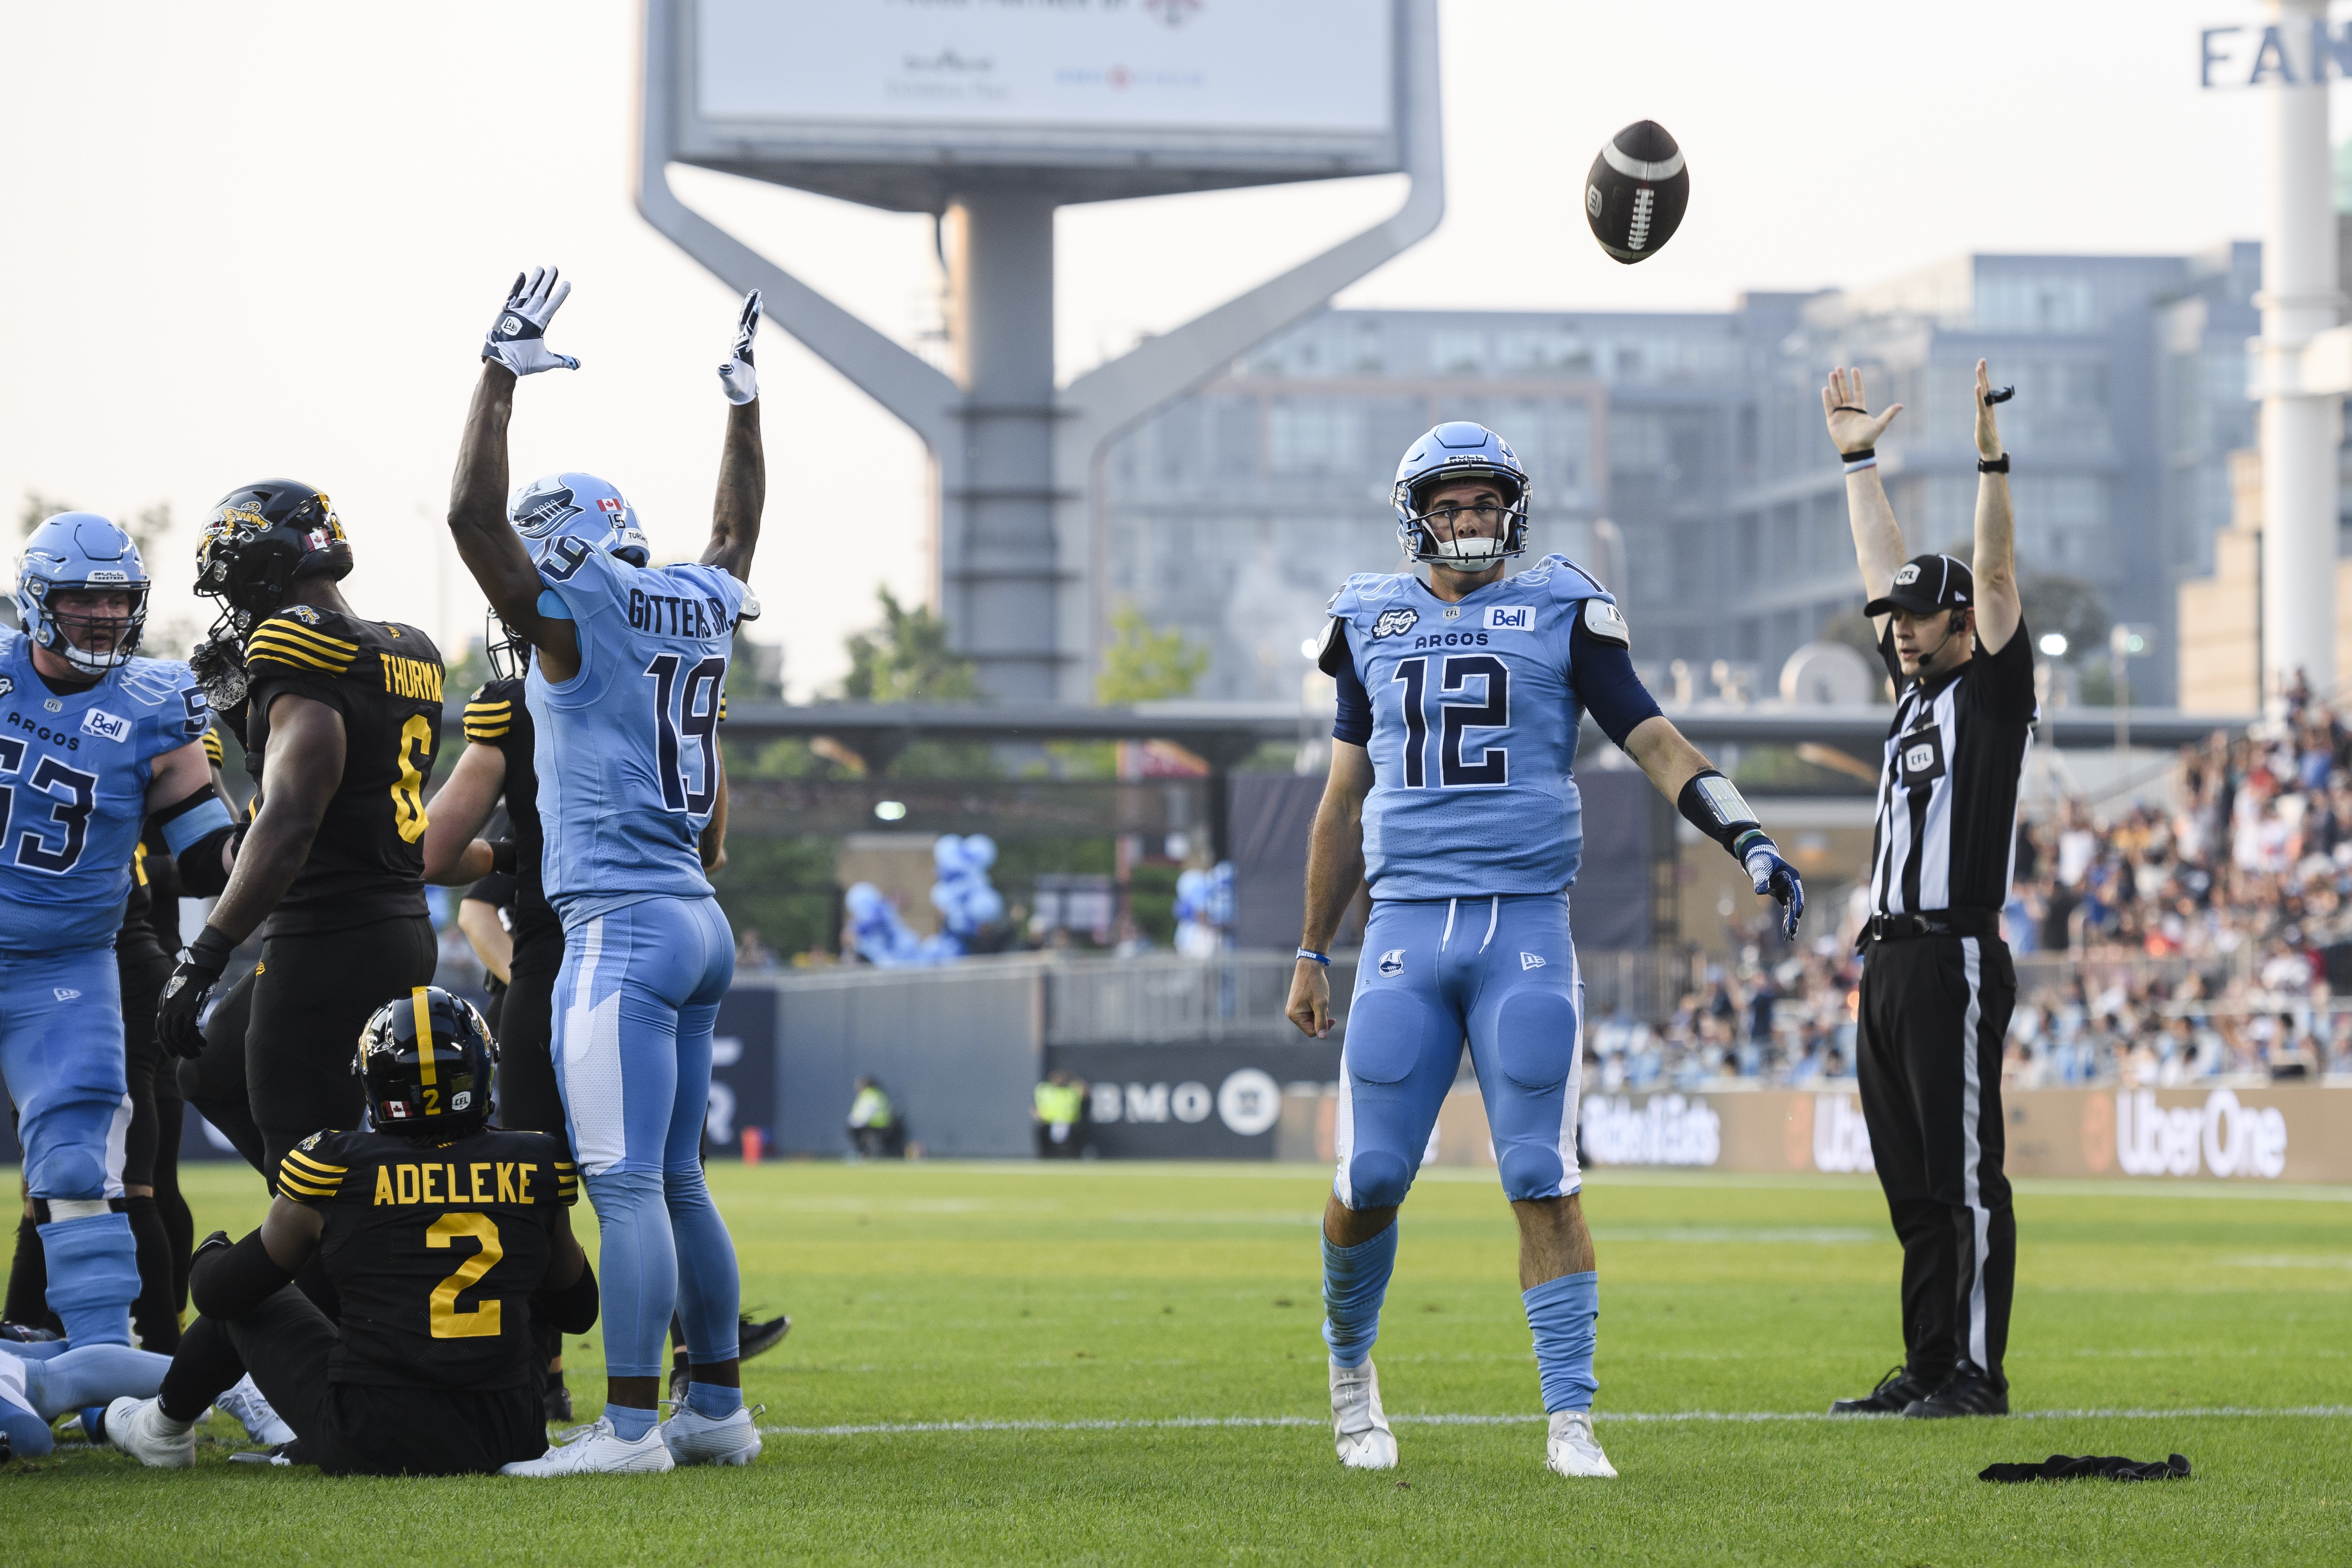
left=1866, top=553, right=1973, bottom=618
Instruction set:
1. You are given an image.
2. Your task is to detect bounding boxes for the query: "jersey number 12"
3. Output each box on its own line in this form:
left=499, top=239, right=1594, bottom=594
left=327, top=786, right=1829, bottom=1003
left=1392, top=654, right=1511, bottom=788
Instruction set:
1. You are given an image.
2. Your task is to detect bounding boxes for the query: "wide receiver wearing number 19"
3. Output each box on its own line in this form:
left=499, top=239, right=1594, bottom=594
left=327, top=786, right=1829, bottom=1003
left=1287, top=423, right=1806, bottom=1479
left=444, top=269, right=767, bottom=1475
left=1, top=516, right=227, bottom=1349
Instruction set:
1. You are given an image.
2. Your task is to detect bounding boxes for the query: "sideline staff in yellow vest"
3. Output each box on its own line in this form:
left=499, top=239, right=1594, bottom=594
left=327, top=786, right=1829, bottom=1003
left=1034, top=1069, right=1086, bottom=1160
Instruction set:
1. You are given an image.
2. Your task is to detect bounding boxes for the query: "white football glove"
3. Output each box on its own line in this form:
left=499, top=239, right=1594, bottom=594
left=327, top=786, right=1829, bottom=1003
left=718, top=289, right=761, bottom=405
left=483, top=266, right=578, bottom=376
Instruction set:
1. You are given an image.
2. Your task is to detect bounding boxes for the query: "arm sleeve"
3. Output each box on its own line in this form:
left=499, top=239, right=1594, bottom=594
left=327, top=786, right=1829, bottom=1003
left=534, top=1255, right=599, bottom=1335
left=1570, top=616, right=1665, bottom=747
left=465, top=869, right=518, bottom=908
left=1971, top=618, right=2038, bottom=723
left=1876, top=623, right=1903, bottom=686
left=1329, top=624, right=1373, bottom=747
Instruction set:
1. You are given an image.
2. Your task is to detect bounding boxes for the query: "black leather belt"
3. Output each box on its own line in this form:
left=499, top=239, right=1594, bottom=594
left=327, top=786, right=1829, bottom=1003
left=1861, top=908, right=1998, bottom=944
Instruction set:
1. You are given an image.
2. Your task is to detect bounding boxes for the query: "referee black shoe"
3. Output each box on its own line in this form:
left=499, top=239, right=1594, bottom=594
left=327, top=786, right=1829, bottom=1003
left=1902, top=1361, right=2008, bottom=1419
left=1829, top=1364, right=1934, bottom=1416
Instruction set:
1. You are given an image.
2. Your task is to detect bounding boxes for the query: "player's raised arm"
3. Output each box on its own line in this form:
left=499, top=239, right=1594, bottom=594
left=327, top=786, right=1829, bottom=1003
left=448, top=267, right=582, bottom=680
left=702, top=290, right=766, bottom=581
left=1969, top=359, right=2022, bottom=654
left=1824, top=366, right=1909, bottom=632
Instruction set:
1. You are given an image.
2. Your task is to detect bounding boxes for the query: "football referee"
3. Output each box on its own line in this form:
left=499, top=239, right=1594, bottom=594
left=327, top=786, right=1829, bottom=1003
left=1823, top=361, right=2034, bottom=1420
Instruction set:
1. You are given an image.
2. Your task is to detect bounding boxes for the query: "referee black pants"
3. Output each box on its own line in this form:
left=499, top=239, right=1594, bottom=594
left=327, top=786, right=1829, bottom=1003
left=1855, top=932, right=2016, bottom=1389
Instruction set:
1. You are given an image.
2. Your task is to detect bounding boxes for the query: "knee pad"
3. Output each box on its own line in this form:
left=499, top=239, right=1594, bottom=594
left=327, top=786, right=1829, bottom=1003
left=1343, top=1150, right=1414, bottom=1210
left=1497, top=1143, right=1569, bottom=1203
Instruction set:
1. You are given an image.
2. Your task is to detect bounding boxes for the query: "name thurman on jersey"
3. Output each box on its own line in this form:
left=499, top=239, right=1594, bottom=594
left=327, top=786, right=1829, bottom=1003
left=373, top=1159, right=542, bottom=1206
left=382, top=655, right=445, bottom=703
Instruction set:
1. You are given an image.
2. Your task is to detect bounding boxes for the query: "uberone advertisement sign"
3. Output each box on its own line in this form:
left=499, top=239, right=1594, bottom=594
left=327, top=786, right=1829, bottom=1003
left=1355, top=1085, right=2352, bottom=1183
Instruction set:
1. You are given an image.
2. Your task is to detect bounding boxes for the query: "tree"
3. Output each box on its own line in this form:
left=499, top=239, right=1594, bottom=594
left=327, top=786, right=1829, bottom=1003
left=842, top=588, right=979, bottom=703
left=1095, top=604, right=1207, bottom=705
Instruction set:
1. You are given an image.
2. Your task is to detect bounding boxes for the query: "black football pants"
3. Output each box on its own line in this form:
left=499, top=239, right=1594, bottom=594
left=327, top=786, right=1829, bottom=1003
left=1855, top=931, right=2017, bottom=1389
left=160, top=1285, right=546, bottom=1475
left=493, top=929, right=567, bottom=1148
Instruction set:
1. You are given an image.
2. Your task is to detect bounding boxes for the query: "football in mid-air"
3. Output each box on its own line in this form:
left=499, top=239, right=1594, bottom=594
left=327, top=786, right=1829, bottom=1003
left=1584, top=120, right=1689, bottom=264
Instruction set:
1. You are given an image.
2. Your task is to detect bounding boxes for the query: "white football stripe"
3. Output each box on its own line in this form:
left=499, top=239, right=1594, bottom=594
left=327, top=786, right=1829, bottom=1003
left=757, top=1405, right=2352, bottom=1437
left=1600, top=142, right=1686, bottom=181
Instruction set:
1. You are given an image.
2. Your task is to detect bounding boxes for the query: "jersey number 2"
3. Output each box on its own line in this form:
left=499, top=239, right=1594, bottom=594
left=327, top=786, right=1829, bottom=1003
left=427, top=1212, right=503, bottom=1339
left=0, top=736, right=99, bottom=875
left=645, top=654, right=725, bottom=814
left=1391, top=654, right=1511, bottom=788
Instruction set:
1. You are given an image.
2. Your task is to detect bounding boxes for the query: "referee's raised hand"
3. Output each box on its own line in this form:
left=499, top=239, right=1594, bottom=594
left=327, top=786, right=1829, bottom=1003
left=1822, top=366, right=1902, bottom=455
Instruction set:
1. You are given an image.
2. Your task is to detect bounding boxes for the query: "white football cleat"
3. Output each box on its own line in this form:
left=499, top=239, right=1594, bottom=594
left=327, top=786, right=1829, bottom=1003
left=499, top=1416, right=675, bottom=1476
left=213, top=1374, right=295, bottom=1446
left=105, top=1396, right=195, bottom=1469
left=1545, top=1409, right=1617, bottom=1478
left=659, top=1402, right=763, bottom=1466
left=1330, top=1358, right=1398, bottom=1470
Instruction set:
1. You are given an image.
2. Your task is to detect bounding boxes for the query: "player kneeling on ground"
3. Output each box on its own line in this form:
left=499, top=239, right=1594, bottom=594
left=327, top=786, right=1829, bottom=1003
left=108, top=989, right=602, bottom=1476
left=1287, top=423, right=1804, bottom=1480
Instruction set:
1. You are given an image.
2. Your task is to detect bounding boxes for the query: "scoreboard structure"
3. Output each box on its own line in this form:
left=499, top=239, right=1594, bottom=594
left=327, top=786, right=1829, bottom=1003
left=637, top=0, right=1445, bottom=701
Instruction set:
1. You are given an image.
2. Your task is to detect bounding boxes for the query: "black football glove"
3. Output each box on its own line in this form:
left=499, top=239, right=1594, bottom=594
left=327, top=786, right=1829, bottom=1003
left=156, top=925, right=237, bottom=1060
left=1739, top=836, right=1806, bottom=942
left=483, top=266, right=578, bottom=376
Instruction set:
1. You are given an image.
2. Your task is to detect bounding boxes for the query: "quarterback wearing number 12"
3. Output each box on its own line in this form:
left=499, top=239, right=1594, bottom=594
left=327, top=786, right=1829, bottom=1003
left=444, top=269, right=768, bottom=1475
left=1287, top=423, right=1806, bottom=1478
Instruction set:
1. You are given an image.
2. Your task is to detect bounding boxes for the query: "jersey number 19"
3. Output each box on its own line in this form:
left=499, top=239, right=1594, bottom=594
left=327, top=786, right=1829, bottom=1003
left=644, top=654, right=725, bottom=815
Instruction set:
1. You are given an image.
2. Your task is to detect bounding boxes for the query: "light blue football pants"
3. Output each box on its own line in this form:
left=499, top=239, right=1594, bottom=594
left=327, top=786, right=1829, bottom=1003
left=1334, top=894, right=1586, bottom=1209
left=0, top=944, right=138, bottom=1346
left=551, top=896, right=741, bottom=1380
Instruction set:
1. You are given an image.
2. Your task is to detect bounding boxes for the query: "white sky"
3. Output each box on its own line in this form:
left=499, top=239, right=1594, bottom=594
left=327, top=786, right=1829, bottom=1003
left=3, top=1, right=2346, bottom=697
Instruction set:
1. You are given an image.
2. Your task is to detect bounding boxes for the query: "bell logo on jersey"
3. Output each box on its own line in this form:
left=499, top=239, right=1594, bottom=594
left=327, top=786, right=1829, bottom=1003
left=80, top=708, right=129, bottom=744
left=1486, top=605, right=1532, bottom=632
left=1373, top=608, right=1419, bottom=639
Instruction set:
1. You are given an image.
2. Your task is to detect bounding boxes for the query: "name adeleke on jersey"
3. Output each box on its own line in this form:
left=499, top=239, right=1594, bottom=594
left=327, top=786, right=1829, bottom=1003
left=371, top=1157, right=548, bottom=1207
left=628, top=588, right=737, bottom=639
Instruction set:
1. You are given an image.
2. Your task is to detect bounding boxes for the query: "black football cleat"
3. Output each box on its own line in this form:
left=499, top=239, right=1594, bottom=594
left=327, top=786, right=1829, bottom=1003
left=740, top=1313, right=792, bottom=1362
left=1902, top=1361, right=2008, bottom=1419
left=1829, top=1364, right=1935, bottom=1416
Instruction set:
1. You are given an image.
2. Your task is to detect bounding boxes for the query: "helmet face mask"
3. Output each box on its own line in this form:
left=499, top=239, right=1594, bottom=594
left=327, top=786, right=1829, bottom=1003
left=1392, top=424, right=1531, bottom=574
left=16, top=513, right=152, bottom=675
left=353, top=987, right=499, bottom=1138
left=508, top=473, right=649, bottom=571
left=194, top=481, right=353, bottom=640
left=484, top=608, right=530, bottom=682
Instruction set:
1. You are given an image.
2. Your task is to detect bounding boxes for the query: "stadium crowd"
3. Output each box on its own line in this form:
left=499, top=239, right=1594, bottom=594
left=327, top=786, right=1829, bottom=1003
left=1591, top=679, right=2352, bottom=1091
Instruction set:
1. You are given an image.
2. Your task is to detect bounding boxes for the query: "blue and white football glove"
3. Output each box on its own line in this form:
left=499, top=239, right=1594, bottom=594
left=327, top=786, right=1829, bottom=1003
left=1740, top=837, right=1806, bottom=941
left=483, top=266, right=578, bottom=376
left=718, top=289, right=761, bottom=405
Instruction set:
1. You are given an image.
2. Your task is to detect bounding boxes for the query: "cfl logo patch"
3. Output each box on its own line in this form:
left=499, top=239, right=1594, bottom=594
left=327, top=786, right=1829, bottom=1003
left=1378, top=949, right=1405, bottom=977
left=1904, top=744, right=1935, bottom=773
left=1519, top=953, right=1546, bottom=971
left=1894, top=563, right=1922, bottom=586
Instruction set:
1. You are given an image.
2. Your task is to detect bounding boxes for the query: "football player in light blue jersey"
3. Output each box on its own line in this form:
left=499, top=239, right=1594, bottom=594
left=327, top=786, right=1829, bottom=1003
left=443, top=271, right=767, bottom=1476
left=2, top=514, right=236, bottom=1350
left=1286, top=423, right=1806, bottom=1479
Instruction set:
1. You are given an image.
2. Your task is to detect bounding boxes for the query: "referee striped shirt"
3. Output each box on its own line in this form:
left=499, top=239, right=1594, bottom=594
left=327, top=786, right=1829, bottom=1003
left=1868, top=624, right=2038, bottom=915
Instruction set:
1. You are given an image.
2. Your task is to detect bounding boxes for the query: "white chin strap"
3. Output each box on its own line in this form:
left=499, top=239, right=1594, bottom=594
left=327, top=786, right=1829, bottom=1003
left=52, top=627, right=136, bottom=675
left=1430, top=535, right=1509, bottom=570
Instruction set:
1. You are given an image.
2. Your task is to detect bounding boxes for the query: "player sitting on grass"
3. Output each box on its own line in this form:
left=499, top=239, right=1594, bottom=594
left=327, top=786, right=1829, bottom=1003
left=107, top=989, right=598, bottom=1476
left=1286, top=423, right=1805, bottom=1479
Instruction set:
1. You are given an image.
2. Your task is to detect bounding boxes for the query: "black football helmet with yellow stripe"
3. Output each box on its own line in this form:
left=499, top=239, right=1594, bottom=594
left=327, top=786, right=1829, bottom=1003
left=354, top=986, right=498, bottom=1137
left=194, top=479, right=355, bottom=638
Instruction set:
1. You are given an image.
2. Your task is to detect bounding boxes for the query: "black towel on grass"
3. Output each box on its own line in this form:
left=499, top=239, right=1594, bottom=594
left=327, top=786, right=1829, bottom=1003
left=1979, top=1453, right=2191, bottom=1483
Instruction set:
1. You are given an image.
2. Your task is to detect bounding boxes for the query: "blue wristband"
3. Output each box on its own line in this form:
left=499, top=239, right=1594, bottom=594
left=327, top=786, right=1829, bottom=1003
left=1295, top=948, right=1331, bottom=967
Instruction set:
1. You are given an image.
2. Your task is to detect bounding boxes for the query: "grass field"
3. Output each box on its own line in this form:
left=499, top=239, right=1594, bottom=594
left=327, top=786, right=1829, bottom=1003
left=3, top=1158, right=2348, bottom=1565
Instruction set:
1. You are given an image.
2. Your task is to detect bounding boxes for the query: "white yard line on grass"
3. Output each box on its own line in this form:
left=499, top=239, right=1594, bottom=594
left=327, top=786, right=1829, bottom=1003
left=757, top=1405, right=2352, bottom=1437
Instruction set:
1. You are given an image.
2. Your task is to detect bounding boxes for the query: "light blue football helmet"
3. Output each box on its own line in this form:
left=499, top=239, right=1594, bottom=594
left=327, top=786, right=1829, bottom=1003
left=15, top=512, right=150, bottom=674
left=1391, top=422, right=1531, bottom=571
left=507, top=472, right=649, bottom=569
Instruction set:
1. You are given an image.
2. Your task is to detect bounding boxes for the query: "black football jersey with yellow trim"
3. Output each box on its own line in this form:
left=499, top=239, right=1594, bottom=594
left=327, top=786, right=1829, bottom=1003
left=460, top=677, right=555, bottom=944
left=242, top=608, right=445, bottom=935
left=278, top=1126, right=577, bottom=1390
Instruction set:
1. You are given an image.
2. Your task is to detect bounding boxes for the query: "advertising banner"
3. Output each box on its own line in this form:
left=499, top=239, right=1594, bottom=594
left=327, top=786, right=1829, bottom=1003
left=1049, top=1040, right=1340, bottom=1158
left=1270, top=1084, right=2352, bottom=1184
